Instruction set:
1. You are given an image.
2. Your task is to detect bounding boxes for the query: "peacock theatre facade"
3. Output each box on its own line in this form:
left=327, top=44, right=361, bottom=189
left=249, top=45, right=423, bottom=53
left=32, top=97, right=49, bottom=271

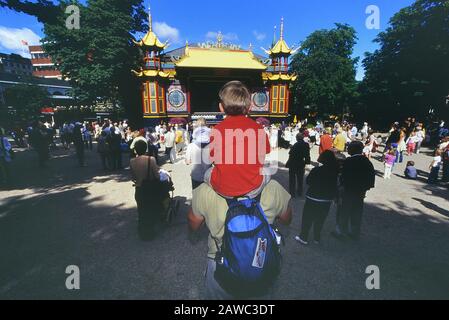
left=132, top=9, right=298, bottom=126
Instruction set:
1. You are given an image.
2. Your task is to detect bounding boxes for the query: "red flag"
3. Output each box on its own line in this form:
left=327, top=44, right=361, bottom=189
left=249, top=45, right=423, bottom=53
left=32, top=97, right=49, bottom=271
left=21, top=40, right=29, bottom=46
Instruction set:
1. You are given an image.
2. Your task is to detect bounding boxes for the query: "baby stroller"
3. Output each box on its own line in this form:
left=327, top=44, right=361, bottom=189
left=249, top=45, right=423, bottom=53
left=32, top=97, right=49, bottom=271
left=159, top=170, right=179, bottom=223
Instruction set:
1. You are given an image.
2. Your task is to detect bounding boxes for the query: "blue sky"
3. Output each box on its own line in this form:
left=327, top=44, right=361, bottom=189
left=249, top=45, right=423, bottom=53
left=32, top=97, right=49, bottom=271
left=0, top=0, right=415, bottom=80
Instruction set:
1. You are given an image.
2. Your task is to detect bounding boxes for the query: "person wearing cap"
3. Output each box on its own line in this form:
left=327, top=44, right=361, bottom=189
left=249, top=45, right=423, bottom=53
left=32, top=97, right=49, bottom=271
left=186, top=119, right=212, bottom=191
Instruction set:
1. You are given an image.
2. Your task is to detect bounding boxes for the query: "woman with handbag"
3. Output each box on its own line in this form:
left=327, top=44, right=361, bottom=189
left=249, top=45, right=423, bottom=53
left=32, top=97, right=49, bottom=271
left=130, top=140, right=161, bottom=241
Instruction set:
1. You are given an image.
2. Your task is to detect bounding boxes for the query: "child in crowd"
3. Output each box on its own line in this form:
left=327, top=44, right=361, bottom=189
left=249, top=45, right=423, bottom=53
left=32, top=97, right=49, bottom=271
left=384, top=148, right=397, bottom=179
left=406, top=132, right=417, bottom=156
left=404, top=161, right=417, bottom=179
left=428, top=149, right=442, bottom=184
left=205, top=81, right=271, bottom=198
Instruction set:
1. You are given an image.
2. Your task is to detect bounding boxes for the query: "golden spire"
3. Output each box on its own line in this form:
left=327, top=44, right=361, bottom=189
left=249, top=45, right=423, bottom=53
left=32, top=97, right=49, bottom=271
left=280, top=17, right=284, bottom=40
left=132, top=4, right=168, bottom=50
left=148, top=5, right=152, bottom=32
left=185, top=40, right=189, bottom=56
left=265, top=17, right=292, bottom=56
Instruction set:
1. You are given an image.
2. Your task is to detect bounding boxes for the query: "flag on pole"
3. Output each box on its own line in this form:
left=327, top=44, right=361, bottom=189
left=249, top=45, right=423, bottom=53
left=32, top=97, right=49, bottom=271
left=21, top=40, right=29, bottom=46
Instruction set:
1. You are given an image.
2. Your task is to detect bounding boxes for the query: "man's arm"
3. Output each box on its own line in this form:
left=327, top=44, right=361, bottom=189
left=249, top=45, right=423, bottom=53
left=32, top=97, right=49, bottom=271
left=187, top=208, right=205, bottom=232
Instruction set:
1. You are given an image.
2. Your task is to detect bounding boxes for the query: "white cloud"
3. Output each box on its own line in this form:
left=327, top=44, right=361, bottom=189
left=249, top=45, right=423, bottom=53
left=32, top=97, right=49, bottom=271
left=153, top=22, right=180, bottom=44
left=206, top=31, right=238, bottom=42
left=0, top=26, right=41, bottom=58
left=253, top=30, right=266, bottom=42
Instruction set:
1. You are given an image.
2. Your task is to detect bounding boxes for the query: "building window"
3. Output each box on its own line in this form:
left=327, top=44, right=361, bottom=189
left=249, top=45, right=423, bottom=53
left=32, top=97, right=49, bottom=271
left=150, top=99, right=157, bottom=113
left=149, top=82, right=157, bottom=113
left=143, top=82, right=166, bottom=114
left=144, top=99, right=150, bottom=114
left=271, top=86, right=279, bottom=113
left=158, top=85, right=165, bottom=113
left=143, top=83, right=148, bottom=98
left=271, top=85, right=288, bottom=114
left=149, top=82, right=156, bottom=98
left=279, top=86, right=286, bottom=113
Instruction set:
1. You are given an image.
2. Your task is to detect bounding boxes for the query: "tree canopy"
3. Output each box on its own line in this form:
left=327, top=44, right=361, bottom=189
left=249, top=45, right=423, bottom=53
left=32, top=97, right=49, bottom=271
left=290, top=23, right=359, bottom=119
left=361, top=0, right=449, bottom=125
left=0, top=0, right=148, bottom=125
left=3, top=83, right=51, bottom=124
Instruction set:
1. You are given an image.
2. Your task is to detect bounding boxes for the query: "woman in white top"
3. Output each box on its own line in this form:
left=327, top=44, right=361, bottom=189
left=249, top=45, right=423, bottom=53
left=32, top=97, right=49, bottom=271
left=269, top=126, right=278, bottom=151
left=415, top=127, right=425, bottom=154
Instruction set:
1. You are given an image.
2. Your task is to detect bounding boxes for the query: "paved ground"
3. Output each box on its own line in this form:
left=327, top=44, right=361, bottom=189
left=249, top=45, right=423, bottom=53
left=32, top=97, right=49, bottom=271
left=0, top=141, right=448, bottom=300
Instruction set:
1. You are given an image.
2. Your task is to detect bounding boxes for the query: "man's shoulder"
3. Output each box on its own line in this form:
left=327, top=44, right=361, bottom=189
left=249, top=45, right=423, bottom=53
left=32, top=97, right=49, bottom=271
left=261, top=179, right=285, bottom=194
left=193, top=183, right=222, bottom=203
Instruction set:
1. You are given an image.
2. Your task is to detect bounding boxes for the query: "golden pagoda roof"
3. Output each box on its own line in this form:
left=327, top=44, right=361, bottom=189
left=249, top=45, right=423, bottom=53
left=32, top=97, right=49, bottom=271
left=133, top=7, right=168, bottom=50
left=262, top=72, right=297, bottom=81
left=267, top=39, right=293, bottom=55
left=175, top=47, right=267, bottom=70
left=263, top=18, right=298, bottom=56
left=132, top=69, right=176, bottom=78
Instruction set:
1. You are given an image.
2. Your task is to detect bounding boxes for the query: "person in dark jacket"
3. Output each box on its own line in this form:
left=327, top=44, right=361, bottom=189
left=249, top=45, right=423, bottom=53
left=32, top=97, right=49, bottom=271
left=29, top=122, right=50, bottom=168
left=295, top=150, right=338, bottom=245
left=334, top=141, right=375, bottom=240
left=108, top=127, right=122, bottom=170
left=286, top=132, right=311, bottom=197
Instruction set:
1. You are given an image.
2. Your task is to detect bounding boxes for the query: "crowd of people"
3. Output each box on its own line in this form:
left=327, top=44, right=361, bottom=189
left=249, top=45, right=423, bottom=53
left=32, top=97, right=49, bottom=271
left=1, top=80, right=448, bottom=300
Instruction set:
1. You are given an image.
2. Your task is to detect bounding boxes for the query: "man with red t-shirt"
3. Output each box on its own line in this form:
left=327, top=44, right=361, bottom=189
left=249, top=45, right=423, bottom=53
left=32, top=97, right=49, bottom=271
left=319, top=127, right=334, bottom=154
left=205, top=81, right=271, bottom=198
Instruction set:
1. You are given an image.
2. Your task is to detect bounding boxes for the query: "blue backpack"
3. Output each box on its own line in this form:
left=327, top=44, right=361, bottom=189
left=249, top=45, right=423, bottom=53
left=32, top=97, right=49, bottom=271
left=214, top=197, right=282, bottom=297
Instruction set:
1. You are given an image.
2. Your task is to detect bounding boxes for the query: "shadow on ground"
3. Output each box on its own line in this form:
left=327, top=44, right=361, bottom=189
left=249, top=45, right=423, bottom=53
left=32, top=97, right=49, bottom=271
left=0, top=146, right=448, bottom=299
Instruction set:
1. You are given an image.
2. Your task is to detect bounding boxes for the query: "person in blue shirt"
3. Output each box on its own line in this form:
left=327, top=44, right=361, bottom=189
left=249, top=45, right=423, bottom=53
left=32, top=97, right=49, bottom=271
left=404, top=161, right=418, bottom=179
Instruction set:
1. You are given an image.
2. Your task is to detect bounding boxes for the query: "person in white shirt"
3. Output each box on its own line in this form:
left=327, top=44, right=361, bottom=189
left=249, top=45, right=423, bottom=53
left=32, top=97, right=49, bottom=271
left=185, top=123, right=212, bottom=191
left=164, top=127, right=176, bottom=163
left=192, top=118, right=211, bottom=145
left=290, top=127, right=298, bottom=146
left=415, top=127, right=425, bottom=154
left=269, top=125, right=278, bottom=151
left=361, top=122, right=369, bottom=140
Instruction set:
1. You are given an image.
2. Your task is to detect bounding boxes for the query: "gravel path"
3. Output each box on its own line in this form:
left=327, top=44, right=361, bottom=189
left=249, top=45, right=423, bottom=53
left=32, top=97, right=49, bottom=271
left=0, top=142, right=448, bottom=299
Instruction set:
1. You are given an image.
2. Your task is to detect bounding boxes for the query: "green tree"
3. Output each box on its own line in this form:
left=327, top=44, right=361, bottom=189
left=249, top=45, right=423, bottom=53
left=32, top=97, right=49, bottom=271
left=290, top=23, right=359, bottom=119
left=361, top=0, right=449, bottom=125
left=0, top=0, right=148, bottom=125
left=4, top=83, right=51, bottom=123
